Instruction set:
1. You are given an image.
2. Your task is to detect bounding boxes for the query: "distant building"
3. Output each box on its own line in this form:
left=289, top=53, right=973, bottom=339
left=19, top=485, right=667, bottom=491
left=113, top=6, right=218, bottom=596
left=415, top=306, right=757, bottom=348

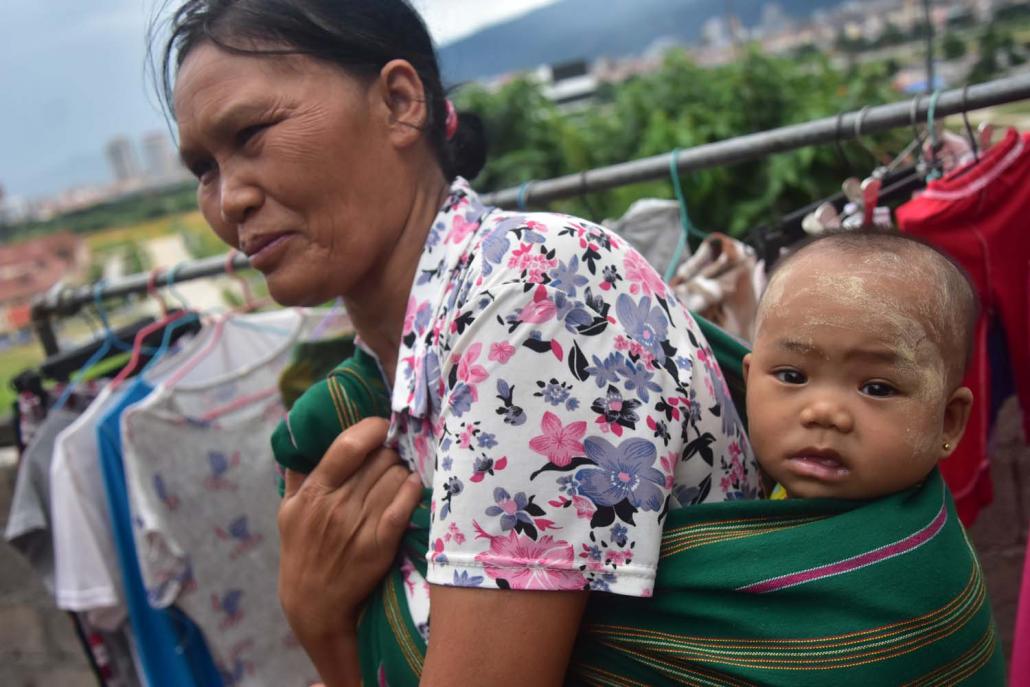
left=536, top=60, right=599, bottom=111
left=0, top=232, right=89, bottom=336
left=142, top=131, right=189, bottom=183
left=106, top=136, right=142, bottom=183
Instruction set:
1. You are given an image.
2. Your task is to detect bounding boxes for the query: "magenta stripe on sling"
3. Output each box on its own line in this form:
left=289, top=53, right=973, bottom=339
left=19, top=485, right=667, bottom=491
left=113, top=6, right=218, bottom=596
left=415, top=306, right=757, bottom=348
left=738, top=491, right=948, bottom=594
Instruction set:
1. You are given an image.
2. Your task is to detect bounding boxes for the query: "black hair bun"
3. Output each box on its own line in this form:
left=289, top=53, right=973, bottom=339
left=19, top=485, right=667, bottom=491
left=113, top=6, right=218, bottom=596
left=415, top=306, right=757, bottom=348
left=446, top=111, right=488, bottom=181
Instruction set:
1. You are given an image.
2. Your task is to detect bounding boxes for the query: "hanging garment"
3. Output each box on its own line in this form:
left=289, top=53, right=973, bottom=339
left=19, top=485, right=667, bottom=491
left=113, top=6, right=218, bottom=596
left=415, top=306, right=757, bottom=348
left=670, top=232, right=764, bottom=343
left=75, top=614, right=143, bottom=687
left=119, top=310, right=320, bottom=687
left=603, top=198, right=688, bottom=274
left=50, top=330, right=211, bottom=628
left=5, top=407, right=87, bottom=590
left=896, top=127, right=1030, bottom=526
left=97, top=380, right=224, bottom=687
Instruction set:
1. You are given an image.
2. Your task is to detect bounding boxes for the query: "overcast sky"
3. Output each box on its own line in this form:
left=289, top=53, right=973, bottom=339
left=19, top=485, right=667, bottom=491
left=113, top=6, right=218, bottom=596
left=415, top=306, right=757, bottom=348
left=0, top=0, right=558, bottom=201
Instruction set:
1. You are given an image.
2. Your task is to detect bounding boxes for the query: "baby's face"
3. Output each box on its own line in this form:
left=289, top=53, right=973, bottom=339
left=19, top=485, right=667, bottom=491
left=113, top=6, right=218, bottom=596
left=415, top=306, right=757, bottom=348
left=745, top=251, right=955, bottom=499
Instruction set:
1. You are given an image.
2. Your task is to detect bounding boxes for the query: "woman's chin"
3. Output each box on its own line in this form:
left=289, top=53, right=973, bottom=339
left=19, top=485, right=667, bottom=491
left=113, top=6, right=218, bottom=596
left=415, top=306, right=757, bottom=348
left=263, top=272, right=333, bottom=308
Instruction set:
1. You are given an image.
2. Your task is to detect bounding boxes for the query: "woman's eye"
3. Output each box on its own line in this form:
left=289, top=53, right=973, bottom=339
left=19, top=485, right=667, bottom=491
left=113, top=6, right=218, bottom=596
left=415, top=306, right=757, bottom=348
left=190, top=160, right=216, bottom=183
left=774, top=369, right=806, bottom=385
left=861, top=382, right=896, bottom=397
left=236, top=123, right=269, bottom=147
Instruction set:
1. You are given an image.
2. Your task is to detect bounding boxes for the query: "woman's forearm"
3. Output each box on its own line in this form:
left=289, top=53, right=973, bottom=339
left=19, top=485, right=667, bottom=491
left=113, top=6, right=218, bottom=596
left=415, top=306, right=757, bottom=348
left=302, top=625, right=363, bottom=687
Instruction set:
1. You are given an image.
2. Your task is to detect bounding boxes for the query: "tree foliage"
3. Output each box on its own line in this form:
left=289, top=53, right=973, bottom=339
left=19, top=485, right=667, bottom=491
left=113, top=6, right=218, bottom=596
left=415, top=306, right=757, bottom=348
left=456, top=49, right=906, bottom=237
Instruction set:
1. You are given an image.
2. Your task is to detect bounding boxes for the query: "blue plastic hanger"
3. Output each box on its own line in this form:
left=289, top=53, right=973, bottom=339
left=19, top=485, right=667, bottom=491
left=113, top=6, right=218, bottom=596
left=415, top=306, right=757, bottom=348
left=53, top=281, right=124, bottom=410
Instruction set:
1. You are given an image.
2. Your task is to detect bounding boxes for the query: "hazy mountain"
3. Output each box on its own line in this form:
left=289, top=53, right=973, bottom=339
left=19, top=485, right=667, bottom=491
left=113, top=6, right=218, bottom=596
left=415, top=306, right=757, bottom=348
left=439, top=0, right=846, bottom=84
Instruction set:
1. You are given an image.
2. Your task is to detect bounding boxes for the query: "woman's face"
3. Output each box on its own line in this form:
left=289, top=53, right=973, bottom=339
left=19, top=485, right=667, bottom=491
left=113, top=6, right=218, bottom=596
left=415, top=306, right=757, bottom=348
left=174, top=42, right=410, bottom=306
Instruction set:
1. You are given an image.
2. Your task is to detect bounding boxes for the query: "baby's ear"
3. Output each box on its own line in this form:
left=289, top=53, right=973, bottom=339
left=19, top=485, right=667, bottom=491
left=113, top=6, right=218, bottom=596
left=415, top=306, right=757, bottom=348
left=941, top=386, right=974, bottom=458
left=742, top=354, right=752, bottom=386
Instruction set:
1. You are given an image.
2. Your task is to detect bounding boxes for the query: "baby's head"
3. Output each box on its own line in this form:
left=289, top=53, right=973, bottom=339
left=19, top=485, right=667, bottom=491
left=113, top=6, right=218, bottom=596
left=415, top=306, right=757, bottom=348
left=744, top=230, right=977, bottom=499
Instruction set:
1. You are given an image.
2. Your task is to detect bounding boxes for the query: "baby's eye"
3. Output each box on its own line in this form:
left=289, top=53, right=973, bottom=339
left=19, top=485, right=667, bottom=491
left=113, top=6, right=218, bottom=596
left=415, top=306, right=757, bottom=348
left=774, top=369, right=806, bottom=385
left=860, top=382, right=896, bottom=397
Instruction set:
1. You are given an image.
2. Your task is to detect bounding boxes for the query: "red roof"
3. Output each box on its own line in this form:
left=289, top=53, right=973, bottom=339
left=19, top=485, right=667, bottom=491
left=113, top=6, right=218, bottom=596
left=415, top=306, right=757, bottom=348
left=0, top=232, right=85, bottom=306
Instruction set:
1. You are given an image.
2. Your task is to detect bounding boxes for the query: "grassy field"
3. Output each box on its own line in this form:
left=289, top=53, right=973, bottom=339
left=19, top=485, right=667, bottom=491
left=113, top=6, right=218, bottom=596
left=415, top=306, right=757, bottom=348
left=0, top=343, right=45, bottom=412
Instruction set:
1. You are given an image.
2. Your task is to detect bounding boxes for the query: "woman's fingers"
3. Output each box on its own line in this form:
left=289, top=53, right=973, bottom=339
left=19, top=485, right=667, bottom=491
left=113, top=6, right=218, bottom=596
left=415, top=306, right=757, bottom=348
left=379, top=473, right=423, bottom=542
left=283, top=468, right=306, bottom=499
left=302, top=417, right=389, bottom=492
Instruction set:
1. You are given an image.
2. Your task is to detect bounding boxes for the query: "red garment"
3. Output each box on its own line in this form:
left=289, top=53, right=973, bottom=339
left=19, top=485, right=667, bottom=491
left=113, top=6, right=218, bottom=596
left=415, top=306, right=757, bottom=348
left=896, top=128, right=1030, bottom=526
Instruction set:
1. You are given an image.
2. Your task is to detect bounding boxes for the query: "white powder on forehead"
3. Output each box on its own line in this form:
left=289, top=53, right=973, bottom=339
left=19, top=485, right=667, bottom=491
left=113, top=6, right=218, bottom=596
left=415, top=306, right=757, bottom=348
left=758, top=250, right=952, bottom=453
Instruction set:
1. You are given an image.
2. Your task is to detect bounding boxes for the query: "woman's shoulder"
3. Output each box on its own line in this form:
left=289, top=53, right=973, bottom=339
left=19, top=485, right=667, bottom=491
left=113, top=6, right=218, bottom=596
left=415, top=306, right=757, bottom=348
left=468, top=208, right=670, bottom=301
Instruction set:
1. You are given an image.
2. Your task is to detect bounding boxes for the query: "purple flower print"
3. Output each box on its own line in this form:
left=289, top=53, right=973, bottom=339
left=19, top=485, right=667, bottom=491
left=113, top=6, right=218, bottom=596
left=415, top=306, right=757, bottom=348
left=452, top=570, right=485, bottom=587
left=575, top=436, right=664, bottom=511
left=548, top=256, right=589, bottom=297
left=616, top=358, right=663, bottom=402
left=615, top=293, right=669, bottom=362
left=586, top=353, right=623, bottom=388
left=485, top=488, right=534, bottom=531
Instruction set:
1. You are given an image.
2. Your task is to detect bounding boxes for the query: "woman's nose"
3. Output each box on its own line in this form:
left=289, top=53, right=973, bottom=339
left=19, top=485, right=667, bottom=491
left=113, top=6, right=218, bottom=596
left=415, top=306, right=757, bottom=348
left=219, top=172, right=263, bottom=225
left=799, top=398, right=854, bottom=433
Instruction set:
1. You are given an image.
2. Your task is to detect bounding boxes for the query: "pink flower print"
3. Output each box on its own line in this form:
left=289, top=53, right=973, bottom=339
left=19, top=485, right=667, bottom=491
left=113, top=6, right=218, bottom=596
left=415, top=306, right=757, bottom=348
left=529, top=411, right=587, bottom=467
left=447, top=215, right=478, bottom=244
left=402, top=296, right=418, bottom=335
left=458, top=424, right=475, bottom=449
left=572, top=495, right=596, bottom=520
left=488, top=341, right=516, bottom=364
left=624, top=251, right=667, bottom=298
left=472, top=523, right=585, bottom=591
left=518, top=285, right=556, bottom=324
left=457, top=343, right=489, bottom=386
left=446, top=522, right=467, bottom=546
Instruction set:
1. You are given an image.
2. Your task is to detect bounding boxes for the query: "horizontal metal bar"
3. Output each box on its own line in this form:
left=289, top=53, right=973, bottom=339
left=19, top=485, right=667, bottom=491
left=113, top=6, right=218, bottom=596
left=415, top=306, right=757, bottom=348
left=29, top=74, right=1030, bottom=321
left=31, top=251, right=252, bottom=319
left=481, top=73, right=1030, bottom=207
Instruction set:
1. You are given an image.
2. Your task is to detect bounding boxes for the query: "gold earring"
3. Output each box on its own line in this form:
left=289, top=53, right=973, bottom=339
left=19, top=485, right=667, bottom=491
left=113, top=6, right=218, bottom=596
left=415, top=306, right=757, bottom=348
left=943, top=441, right=952, bottom=451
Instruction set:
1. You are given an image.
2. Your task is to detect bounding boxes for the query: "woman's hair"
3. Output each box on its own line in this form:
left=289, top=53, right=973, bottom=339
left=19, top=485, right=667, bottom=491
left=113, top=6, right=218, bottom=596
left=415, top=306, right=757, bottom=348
left=155, top=0, right=486, bottom=180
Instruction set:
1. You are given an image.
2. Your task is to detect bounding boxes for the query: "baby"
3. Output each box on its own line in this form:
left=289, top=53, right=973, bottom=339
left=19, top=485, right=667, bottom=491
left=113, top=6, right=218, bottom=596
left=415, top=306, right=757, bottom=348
left=743, top=229, right=977, bottom=500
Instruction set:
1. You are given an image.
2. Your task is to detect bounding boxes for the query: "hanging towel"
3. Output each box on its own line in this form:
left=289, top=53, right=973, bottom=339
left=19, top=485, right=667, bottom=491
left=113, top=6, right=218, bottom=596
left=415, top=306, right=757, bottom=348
left=670, top=232, right=764, bottom=343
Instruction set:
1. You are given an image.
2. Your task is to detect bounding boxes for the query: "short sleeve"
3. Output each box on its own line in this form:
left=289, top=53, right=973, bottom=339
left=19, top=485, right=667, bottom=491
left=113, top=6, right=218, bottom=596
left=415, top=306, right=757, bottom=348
left=425, top=281, right=695, bottom=596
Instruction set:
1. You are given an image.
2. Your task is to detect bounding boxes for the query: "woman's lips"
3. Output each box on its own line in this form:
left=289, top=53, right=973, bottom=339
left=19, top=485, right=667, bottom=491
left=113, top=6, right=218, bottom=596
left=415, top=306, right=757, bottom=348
left=244, top=233, right=294, bottom=270
left=786, top=451, right=850, bottom=481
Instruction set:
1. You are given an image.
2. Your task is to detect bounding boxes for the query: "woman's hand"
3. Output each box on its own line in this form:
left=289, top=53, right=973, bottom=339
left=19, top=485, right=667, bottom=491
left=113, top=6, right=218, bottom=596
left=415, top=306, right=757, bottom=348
left=277, top=418, right=422, bottom=684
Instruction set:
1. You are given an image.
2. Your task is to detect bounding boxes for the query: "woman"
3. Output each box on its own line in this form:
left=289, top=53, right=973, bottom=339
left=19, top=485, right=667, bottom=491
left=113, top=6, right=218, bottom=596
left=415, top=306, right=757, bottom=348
left=161, top=1, right=760, bottom=684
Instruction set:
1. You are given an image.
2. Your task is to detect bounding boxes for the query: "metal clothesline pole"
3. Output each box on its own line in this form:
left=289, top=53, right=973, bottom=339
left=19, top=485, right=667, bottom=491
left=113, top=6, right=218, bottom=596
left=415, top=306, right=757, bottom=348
left=29, top=73, right=1030, bottom=354
left=481, top=73, right=1030, bottom=207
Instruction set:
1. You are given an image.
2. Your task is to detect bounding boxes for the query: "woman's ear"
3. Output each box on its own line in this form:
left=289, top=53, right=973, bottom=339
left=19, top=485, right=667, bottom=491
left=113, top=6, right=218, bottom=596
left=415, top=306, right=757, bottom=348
left=376, top=59, right=428, bottom=150
left=941, top=386, right=973, bottom=458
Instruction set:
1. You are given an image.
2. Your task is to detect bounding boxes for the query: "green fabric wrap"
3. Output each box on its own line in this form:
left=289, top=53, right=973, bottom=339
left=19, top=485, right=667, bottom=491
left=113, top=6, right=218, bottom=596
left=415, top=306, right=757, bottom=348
left=360, top=470, right=1002, bottom=686
left=270, top=346, right=391, bottom=495
left=270, top=315, right=1000, bottom=685
left=277, top=333, right=357, bottom=411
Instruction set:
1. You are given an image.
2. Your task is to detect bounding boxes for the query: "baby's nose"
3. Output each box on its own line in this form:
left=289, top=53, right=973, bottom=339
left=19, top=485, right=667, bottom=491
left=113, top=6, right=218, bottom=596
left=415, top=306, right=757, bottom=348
left=800, top=399, right=854, bottom=433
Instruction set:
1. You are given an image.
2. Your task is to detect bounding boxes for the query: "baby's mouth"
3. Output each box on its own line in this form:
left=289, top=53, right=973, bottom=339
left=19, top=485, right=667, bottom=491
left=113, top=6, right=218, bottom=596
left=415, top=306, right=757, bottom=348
left=787, top=449, right=850, bottom=481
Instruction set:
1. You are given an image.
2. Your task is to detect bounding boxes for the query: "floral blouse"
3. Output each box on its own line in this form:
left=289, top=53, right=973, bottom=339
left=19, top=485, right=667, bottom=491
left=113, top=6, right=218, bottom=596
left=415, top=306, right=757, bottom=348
left=382, top=178, right=761, bottom=633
